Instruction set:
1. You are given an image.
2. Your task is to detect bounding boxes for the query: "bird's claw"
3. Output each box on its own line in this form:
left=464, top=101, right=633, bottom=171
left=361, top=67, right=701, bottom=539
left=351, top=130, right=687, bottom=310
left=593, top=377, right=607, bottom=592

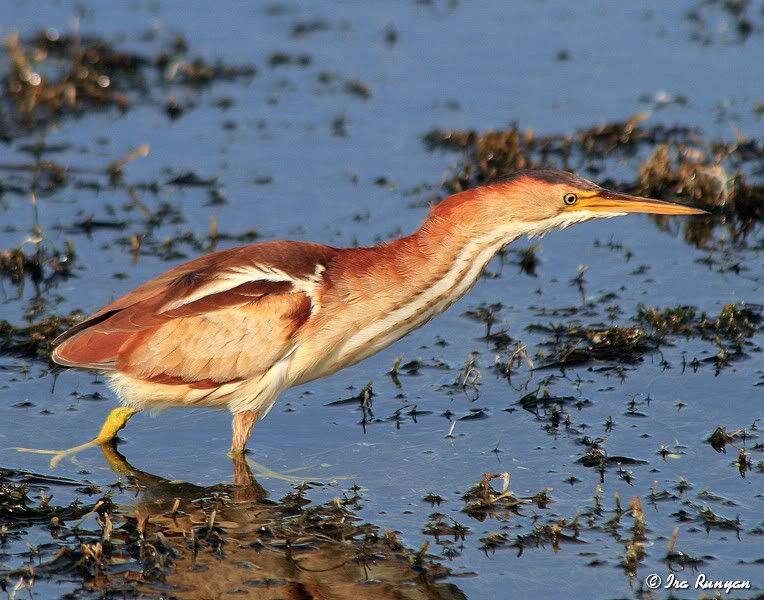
left=244, top=457, right=351, bottom=484
left=14, top=439, right=102, bottom=469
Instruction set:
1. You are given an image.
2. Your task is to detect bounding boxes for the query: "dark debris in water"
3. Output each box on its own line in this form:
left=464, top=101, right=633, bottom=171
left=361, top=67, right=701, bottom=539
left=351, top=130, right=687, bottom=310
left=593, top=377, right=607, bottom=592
left=1, top=29, right=255, bottom=136
left=453, top=474, right=745, bottom=581
left=705, top=424, right=758, bottom=453
left=0, top=238, right=75, bottom=286
left=686, top=0, right=764, bottom=44
left=428, top=469, right=708, bottom=583
left=0, top=313, right=82, bottom=360
left=0, top=451, right=462, bottom=598
left=514, top=303, right=764, bottom=372
left=530, top=323, right=655, bottom=368
left=461, top=472, right=551, bottom=521
left=2, top=32, right=131, bottom=133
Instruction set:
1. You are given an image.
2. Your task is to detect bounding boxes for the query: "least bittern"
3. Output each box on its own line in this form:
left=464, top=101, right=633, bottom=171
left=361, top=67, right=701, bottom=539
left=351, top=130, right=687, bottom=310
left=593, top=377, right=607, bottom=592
left=17, top=170, right=704, bottom=466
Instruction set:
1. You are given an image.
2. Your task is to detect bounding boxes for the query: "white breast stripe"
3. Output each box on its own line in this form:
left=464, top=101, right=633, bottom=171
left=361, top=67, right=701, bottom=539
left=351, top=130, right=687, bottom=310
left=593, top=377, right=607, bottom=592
left=160, top=263, right=325, bottom=313
left=345, top=240, right=504, bottom=361
left=338, top=226, right=518, bottom=363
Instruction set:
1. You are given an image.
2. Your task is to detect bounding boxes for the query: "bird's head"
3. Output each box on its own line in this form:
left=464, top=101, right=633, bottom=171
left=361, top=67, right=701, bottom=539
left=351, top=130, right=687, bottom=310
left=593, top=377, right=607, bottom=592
left=432, top=169, right=706, bottom=241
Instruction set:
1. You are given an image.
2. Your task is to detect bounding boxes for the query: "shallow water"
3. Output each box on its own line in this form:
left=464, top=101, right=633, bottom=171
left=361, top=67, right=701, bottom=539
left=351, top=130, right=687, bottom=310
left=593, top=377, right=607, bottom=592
left=1, top=1, right=763, bottom=598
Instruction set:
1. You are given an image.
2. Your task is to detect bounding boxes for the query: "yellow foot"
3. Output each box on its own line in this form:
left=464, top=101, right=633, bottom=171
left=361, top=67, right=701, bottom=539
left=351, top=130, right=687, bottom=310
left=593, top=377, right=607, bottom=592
left=14, top=407, right=138, bottom=469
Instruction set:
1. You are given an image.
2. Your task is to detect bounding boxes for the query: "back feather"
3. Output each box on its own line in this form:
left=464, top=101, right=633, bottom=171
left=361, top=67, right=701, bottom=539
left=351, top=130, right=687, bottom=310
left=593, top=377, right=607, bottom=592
left=53, top=241, right=336, bottom=385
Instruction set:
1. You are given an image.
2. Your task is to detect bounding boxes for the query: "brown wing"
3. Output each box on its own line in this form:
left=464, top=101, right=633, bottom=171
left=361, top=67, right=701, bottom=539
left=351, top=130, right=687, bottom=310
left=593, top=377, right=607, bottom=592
left=53, top=241, right=336, bottom=387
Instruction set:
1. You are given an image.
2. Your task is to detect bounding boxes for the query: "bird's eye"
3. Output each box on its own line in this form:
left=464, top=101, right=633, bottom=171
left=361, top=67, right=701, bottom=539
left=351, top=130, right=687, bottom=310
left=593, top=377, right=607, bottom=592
left=563, top=193, right=578, bottom=205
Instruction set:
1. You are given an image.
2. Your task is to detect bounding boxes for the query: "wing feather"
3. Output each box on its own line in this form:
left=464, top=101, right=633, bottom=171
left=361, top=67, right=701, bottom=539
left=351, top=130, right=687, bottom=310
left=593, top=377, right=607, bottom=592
left=53, top=241, right=335, bottom=387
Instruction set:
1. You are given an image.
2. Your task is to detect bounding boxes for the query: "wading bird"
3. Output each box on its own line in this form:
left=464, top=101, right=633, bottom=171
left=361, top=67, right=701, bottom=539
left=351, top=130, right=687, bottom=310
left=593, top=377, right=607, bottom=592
left=18, top=170, right=703, bottom=466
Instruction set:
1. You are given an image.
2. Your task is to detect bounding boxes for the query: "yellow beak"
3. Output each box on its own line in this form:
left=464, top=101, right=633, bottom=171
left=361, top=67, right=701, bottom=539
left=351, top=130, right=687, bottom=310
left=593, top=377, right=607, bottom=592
left=580, top=190, right=707, bottom=215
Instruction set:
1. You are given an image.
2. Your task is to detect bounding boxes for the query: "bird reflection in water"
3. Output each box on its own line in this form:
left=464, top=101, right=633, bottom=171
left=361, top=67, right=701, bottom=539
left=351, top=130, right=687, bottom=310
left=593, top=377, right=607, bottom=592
left=97, top=446, right=465, bottom=599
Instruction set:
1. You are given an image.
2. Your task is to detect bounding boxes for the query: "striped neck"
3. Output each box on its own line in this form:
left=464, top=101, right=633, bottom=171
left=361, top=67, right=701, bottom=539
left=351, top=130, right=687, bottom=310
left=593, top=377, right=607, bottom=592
left=331, top=212, right=528, bottom=367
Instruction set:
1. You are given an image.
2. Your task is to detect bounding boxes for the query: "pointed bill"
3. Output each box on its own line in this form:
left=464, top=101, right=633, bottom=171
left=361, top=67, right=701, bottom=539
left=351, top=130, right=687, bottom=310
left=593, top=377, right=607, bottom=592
left=581, top=190, right=707, bottom=215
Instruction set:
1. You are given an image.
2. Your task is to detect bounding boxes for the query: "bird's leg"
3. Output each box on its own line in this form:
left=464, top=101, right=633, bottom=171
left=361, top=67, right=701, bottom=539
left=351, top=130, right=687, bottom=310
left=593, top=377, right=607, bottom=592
left=229, top=410, right=258, bottom=456
left=15, top=407, right=139, bottom=469
left=229, top=411, right=349, bottom=483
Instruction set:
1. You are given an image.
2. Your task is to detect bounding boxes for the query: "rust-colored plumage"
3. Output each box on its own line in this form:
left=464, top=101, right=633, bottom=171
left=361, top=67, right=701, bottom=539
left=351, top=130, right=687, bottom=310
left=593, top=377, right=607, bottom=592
left=39, top=170, right=704, bottom=457
left=54, top=241, right=336, bottom=380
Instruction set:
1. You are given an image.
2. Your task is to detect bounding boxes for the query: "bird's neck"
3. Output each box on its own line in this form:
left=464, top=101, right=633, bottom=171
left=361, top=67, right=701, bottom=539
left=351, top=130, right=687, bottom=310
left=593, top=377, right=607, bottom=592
left=327, top=193, right=527, bottom=366
left=409, top=189, right=529, bottom=276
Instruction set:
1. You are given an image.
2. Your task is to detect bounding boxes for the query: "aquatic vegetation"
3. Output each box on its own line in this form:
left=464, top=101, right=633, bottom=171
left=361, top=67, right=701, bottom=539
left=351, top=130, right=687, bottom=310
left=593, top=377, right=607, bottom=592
left=461, top=472, right=551, bottom=521
left=513, top=303, right=764, bottom=371
left=0, top=313, right=82, bottom=359
left=3, top=32, right=132, bottom=128
left=531, top=323, right=654, bottom=368
left=0, top=240, right=75, bottom=286
left=1, top=29, right=255, bottom=135
left=0, top=454, right=459, bottom=597
left=705, top=424, right=757, bottom=453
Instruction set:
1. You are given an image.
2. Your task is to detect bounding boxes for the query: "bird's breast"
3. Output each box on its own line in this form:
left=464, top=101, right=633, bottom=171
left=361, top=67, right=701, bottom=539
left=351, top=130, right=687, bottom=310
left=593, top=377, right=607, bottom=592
left=288, top=233, right=509, bottom=385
